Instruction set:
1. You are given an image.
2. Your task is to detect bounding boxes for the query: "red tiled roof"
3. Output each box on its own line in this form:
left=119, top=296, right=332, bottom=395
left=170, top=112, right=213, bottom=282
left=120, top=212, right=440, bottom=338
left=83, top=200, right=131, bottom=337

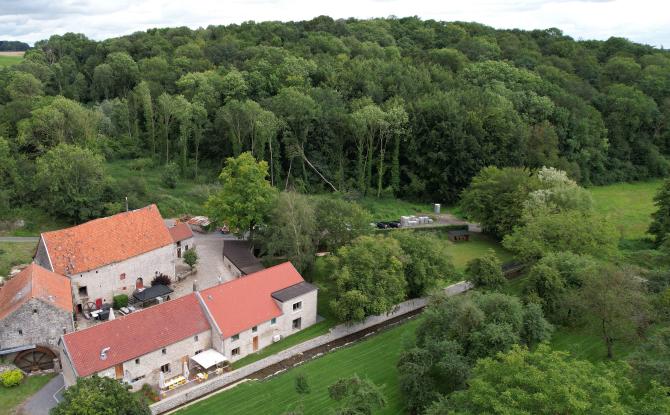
left=169, top=222, right=193, bottom=243
left=42, top=205, right=173, bottom=275
left=200, top=262, right=305, bottom=337
left=62, top=293, right=210, bottom=377
left=0, top=263, right=72, bottom=320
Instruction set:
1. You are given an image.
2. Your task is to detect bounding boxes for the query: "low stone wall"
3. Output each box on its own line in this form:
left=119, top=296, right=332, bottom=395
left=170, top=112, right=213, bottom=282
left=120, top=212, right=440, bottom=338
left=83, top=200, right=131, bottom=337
left=150, top=280, right=473, bottom=414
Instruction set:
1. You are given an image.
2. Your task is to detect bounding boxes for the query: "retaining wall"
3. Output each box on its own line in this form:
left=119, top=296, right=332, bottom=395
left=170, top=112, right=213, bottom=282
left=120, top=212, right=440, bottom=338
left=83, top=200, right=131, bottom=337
left=150, top=280, right=473, bottom=414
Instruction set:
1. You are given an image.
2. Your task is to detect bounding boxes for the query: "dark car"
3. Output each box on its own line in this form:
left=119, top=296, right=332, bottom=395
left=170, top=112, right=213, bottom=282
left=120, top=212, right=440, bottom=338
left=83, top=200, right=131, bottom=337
left=376, top=222, right=390, bottom=229
left=388, top=221, right=400, bottom=228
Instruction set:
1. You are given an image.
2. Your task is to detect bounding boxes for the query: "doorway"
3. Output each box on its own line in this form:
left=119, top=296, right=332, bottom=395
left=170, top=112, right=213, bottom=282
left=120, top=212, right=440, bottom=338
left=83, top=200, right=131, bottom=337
left=115, top=364, right=123, bottom=380
left=252, top=336, right=259, bottom=352
left=136, top=277, right=144, bottom=289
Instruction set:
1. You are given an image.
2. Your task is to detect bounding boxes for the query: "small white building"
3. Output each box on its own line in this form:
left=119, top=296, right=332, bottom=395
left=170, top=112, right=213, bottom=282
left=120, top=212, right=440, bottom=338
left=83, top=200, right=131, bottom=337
left=168, top=222, right=195, bottom=259
left=34, top=205, right=176, bottom=313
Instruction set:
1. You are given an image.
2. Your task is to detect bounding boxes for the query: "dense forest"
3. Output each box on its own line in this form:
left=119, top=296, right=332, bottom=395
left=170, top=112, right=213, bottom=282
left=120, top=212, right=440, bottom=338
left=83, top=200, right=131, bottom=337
left=1, top=16, right=670, bottom=221
left=0, top=41, right=29, bottom=51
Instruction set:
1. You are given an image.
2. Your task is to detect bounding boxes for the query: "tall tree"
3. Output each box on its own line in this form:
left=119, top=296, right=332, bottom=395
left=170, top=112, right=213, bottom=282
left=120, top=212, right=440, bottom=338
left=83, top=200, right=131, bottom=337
left=52, top=376, right=150, bottom=415
left=206, top=152, right=277, bottom=239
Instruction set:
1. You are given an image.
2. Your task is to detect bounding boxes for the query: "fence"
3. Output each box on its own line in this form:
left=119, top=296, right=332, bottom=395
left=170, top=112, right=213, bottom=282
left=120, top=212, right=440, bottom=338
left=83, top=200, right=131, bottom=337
left=150, top=280, right=473, bottom=414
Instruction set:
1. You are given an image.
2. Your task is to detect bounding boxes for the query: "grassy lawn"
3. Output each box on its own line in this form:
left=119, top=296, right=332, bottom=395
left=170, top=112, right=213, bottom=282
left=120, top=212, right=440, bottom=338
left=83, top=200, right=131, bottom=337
left=0, top=374, right=54, bottom=414
left=177, top=317, right=420, bottom=415
left=446, top=233, right=512, bottom=271
left=0, top=242, right=36, bottom=278
left=589, top=180, right=661, bottom=240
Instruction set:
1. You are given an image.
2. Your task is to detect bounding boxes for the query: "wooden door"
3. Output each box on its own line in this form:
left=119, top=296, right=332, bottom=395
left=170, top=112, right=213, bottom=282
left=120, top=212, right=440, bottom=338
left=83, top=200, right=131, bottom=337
left=95, top=298, right=103, bottom=309
left=177, top=247, right=182, bottom=258
left=115, top=364, right=123, bottom=379
left=136, top=278, right=144, bottom=289
left=253, top=336, right=259, bottom=352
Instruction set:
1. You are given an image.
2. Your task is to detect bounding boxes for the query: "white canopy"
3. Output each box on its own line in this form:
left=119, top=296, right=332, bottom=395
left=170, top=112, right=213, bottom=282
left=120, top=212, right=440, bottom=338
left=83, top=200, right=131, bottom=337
left=190, top=349, right=227, bottom=369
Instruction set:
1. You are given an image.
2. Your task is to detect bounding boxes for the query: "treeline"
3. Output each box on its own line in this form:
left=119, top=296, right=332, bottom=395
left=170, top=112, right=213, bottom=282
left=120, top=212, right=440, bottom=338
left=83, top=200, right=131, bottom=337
left=2, top=17, right=670, bottom=219
left=0, top=41, right=29, bottom=51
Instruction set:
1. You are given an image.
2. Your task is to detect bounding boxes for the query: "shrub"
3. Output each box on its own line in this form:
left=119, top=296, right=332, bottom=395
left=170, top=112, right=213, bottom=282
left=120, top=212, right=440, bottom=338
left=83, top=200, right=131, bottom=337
left=183, top=248, right=198, bottom=270
left=1, top=369, right=24, bottom=387
left=161, top=162, right=179, bottom=189
left=113, top=294, right=129, bottom=309
left=151, top=273, right=171, bottom=287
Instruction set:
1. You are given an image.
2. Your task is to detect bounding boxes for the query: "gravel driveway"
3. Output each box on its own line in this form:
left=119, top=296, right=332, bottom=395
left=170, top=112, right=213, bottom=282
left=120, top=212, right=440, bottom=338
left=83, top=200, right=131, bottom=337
left=171, top=231, right=238, bottom=297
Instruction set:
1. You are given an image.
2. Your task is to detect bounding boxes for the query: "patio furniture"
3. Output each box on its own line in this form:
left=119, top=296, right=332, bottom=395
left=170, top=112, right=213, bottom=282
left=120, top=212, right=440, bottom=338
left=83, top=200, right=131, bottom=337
left=164, top=375, right=187, bottom=390
left=196, top=372, right=208, bottom=382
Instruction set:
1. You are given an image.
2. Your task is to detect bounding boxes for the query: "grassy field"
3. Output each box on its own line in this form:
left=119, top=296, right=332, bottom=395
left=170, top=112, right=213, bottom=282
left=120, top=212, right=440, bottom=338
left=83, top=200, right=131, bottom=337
left=178, top=317, right=420, bottom=415
left=105, top=160, right=219, bottom=219
left=589, top=180, right=661, bottom=240
left=0, top=242, right=36, bottom=278
left=0, top=55, right=23, bottom=67
left=0, top=374, right=54, bottom=414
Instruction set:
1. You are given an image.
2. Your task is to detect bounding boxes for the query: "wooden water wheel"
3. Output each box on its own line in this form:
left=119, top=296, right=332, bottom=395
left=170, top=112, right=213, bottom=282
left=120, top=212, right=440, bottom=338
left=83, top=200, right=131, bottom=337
left=14, top=347, right=56, bottom=372
left=83, top=301, right=97, bottom=313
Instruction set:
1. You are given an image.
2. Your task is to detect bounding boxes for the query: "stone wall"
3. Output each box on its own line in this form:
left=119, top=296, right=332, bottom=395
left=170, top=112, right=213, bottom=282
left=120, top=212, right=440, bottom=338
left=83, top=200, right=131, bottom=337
left=0, top=298, right=74, bottom=351
left=70, top=244, right=176, bottom=308
left=149, top=281, right=473, bottom=414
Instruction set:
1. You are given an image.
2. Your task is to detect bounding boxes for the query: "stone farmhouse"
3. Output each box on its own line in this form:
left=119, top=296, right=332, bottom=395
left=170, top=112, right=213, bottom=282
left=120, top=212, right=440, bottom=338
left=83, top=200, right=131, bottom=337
left=34, top=205, right=177, bottom=313
left=0, top=264, right=74, bottom=372
left=60, top=262, right=317, bottom=391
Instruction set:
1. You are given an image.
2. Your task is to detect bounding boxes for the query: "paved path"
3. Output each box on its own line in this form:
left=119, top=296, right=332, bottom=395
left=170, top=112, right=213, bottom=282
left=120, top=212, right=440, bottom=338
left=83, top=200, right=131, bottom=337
left=0, top=236, right=38, bottom=242
left=22, top=374, right=64, bottom=415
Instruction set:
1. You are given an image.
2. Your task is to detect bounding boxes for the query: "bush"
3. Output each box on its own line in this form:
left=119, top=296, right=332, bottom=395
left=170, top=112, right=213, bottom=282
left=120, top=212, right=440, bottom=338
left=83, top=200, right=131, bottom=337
left=1, top=369, right=24, bottom=387
left=151, top=274, right=171, bottom=287
left=161, top=162, right=179, bottom=189
left=183, top=248, right=198, bottom=270
left=113, top=294, right=129, bottom=309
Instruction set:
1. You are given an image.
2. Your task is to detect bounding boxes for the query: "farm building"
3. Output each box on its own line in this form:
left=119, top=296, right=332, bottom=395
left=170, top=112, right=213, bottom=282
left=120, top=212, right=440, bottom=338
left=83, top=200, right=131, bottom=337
left=0, top=264, right=74, bottom=372
left=222, top=240, right=265, bottom=277
left=60, top=293, right=211, bottom=391
left=169, top=222, right=195, bottom=259
left=60, top=262, right=317, bottom=391
left=34, top=205, right=176, bottom=315
left=200, top=262, right=317, bottom=362
left=447, top=229, right=470, bottom=242
left=187, top=216, right=211, bottom=233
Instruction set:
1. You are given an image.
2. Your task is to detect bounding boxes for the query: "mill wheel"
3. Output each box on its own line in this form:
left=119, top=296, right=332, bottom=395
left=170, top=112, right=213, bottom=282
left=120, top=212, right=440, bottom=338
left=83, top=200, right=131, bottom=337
left=14, top=347, right=56, bottom=372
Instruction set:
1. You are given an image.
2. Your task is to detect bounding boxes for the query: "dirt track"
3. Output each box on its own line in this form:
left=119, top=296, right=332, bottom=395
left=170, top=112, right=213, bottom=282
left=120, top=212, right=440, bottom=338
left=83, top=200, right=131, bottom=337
left=0, top=51, right=25, bottom=56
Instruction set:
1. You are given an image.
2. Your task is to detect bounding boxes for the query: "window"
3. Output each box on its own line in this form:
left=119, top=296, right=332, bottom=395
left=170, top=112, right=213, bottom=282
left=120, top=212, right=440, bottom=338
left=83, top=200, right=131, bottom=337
left=135, top=358, right=140, bottom=364
left=161, top=363, right=170, bottom=373
left=231, top=334, right=239, bottom=341
left=18, top=329, right=23, bottom=335
left=131, top=375, right=145, bottom=383
left=120, top=273, right=126, bottom=280
left=162, top=348, right=166, bottom=355
left=194, top=335, right=199, bottom=341
left=78, top=286, right=88, bottom=296
left=292, top=301, right=302, bottom=311
left=252, top=326, right=257, bottom=333
left=231, top=347, right=240, bottom=356
left=271, top=318, right=277, bottom=325
left=33, top=309, right=38, bottom=314
left=292, top=318, right=302, bottom=330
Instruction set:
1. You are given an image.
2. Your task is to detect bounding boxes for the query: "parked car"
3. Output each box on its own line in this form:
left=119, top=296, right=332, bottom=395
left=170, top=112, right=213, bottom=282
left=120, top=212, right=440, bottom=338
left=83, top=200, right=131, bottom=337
left=376, top=222, right=390, bottom=229
left=388, top=221, right=400, bottom=228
